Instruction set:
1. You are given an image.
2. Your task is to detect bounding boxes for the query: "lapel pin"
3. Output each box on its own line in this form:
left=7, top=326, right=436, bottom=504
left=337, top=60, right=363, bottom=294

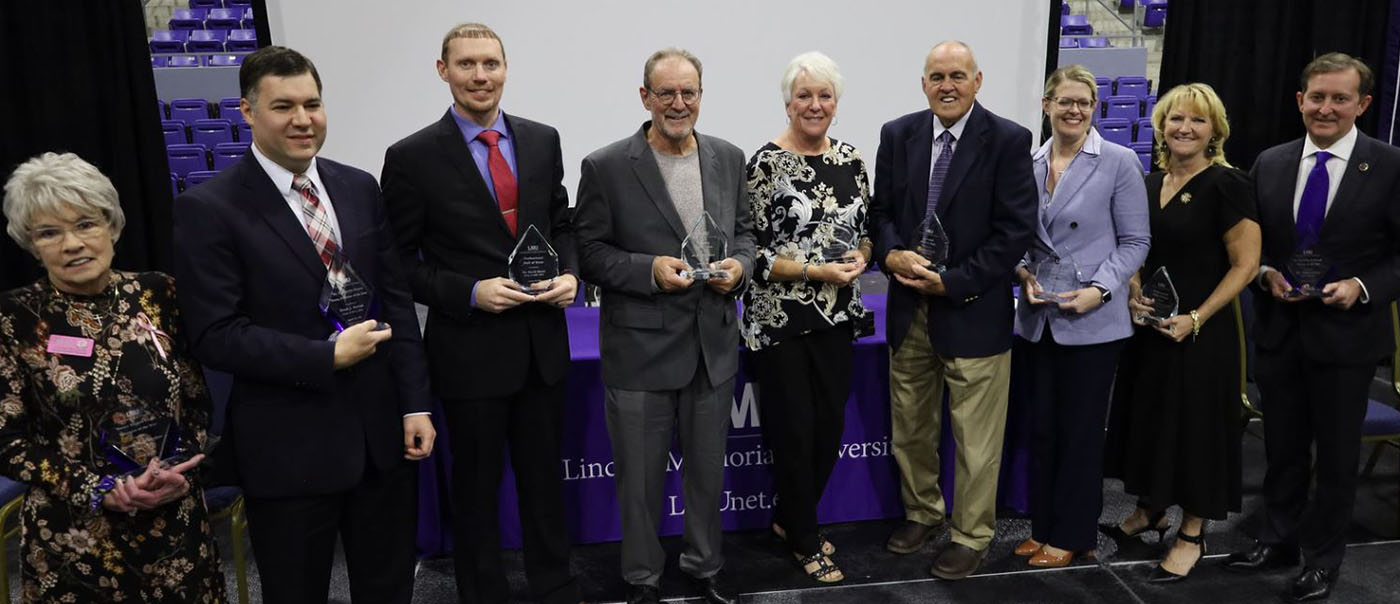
left=1181, top=193, right=1192, bottom=203
left=1359, top=162, right=1370, bottom=172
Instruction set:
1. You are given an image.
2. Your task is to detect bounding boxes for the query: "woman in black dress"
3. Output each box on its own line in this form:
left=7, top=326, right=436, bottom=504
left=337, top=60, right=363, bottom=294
left=1103, top=83, right=1261, bottom=582
left=742, top=51, right=871, bottom=584
left=0, top=152, right=225, bottom=602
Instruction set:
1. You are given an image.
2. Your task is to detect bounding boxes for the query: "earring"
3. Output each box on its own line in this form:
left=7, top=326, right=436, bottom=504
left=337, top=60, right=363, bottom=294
left=1158, top=139, right=1169, bottom=155
left=1206, top=137, right=1219, bottom=157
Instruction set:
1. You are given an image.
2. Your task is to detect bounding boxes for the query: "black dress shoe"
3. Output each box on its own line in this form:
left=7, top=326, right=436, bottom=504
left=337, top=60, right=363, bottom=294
left=693, top=574, right=737, bottom=604
left=1289, top=567, right=1337, bottom=602
left=1223, top=541, right=1300, bottom=573
left=626, top=583, right=661, bottom=604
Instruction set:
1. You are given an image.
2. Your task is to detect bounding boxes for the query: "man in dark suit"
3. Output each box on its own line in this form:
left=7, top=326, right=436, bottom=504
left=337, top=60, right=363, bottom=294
left=573, top=48, right=753, bottom=604
left=1225, top=52, right=1400, bottom=602
left=869, top=40, right=1036, bottom=580
left=172, top=46, right=435, bottom=604
left=379, top=23, right=582, bottom=604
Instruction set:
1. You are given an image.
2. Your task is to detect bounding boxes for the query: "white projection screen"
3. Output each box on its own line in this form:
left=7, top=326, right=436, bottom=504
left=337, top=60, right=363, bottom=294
left=264, top=1, right=1050, bottom=194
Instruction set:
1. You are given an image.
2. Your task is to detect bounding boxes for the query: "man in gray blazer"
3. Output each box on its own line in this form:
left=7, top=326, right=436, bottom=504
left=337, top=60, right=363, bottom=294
left=574, top=48, right=753, bottom=604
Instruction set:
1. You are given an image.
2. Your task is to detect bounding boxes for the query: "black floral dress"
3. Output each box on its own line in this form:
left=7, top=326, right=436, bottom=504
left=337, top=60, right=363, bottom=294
left=742, top=139, right=872, bottom=350
left=0, top=271, right=225, bottom=603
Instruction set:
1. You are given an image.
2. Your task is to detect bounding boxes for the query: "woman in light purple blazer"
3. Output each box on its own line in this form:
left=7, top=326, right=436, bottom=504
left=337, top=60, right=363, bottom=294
left=1011, top=65, right=1151, bottom=567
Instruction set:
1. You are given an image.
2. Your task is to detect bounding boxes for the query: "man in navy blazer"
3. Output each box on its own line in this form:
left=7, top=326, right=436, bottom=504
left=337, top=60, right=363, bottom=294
left=172, top=46, right=434, bottom=604
left=1226, top=53, right=1400, bottom=602
left=869, top=41, right=1037, bottom=580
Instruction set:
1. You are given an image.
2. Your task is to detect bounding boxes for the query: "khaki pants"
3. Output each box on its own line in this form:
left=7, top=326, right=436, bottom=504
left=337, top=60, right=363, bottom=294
left=889, top=302, right=1012, bottom=550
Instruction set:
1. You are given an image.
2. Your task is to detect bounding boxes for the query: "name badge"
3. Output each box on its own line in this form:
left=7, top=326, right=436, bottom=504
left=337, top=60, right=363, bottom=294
left=47, top=334, right=94, bottom=357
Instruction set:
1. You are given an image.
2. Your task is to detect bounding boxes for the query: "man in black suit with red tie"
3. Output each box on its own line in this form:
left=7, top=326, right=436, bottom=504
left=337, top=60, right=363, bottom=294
left=380, top=23, right=582, bottom=604
left=173, top=46, right=435, bottom=604
left=1226, top=52, right=1400, bottom=602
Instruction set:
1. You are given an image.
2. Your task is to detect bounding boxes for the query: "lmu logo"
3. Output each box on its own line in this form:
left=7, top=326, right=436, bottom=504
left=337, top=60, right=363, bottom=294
left=730, top=382, right=761, bottom=430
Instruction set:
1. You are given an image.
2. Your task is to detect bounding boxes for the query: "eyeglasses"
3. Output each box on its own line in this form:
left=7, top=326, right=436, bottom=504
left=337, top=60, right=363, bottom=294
left=30, top=218, right=108, bottom=248
left=650, top=88, right=701, bottom=105
left=1050, top=97, right=1095, bottom=111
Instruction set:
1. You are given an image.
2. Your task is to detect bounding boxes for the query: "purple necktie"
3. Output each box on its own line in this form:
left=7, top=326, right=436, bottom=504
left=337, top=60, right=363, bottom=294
left=925, top=130, right=955, bottom=218
left=1294, top=150, right=1331, bottom=249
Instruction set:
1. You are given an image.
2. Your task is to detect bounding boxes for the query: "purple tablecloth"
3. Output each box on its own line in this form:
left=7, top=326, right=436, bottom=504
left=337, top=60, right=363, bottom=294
left=416, top=293, right=1031, bottom=554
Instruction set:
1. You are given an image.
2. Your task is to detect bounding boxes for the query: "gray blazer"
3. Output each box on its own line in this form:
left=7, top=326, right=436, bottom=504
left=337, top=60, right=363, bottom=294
left=574, top=122, right=755, bottom=391
left=1014, top=128, right=1150, bottom=345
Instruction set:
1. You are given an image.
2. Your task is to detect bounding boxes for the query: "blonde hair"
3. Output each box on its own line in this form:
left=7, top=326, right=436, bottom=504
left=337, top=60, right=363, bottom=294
left=441, top=22, right=504, bottom=62
left=1151, top=83, right=1233, bottom=170
left=1043, top=64, right=1098, bottom=102
left=4, top=152, right=125, bottom=253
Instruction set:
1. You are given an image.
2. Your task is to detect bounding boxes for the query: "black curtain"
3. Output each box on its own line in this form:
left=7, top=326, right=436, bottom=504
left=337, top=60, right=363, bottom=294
left=0, top=0, right=172, bottom=291
left=1158, top=0, right=1392, bottom=170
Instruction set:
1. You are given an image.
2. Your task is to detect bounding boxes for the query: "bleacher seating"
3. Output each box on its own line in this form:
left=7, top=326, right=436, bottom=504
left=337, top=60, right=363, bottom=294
left=1094, top=77, right=1112, bottom=105
left=1105, top=95, right=1139, bottom=121
left=1116, top=76, right=1150, bottom=99
left=1061, top=14, right=1093, bottom=36
left=226, top=29, right=258, bottom=52
left=1143, top=0, right=1168, bottom=28
left=1097, top=118, right=1133, bottom=147
left=1135, top=118, right=1154, bottom=142
left=237, top=122, right=252, bottom=142
left=192, top=119, right=234, bottom=147
left=149, top=30, right=188, bottom=54
left=206, top=8, right=242, bottom=30
left=185, top=170, right=219, bottom=189
left=213, top=142, right=250, bottom=170
left=161, top=120, right=188, bottom=146
left=185, top=29, right=228, bottom=53
left=1144, top=94, right=1157, bottom=118
left=169, top=8, right=208, bottom=30
left=169, top=98, right=211, bottom=126
left=167, top=144, right=209, bottom=178
left=219, top=98, right=244, bottom=124
left=1130, top=141, right=1154, bottom=173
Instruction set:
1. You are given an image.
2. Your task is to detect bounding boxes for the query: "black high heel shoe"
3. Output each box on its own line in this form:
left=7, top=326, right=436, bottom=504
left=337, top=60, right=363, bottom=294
left=1100, top=510, right=1169, bottom=541
left=1148, top=522, right=1208, bottom=583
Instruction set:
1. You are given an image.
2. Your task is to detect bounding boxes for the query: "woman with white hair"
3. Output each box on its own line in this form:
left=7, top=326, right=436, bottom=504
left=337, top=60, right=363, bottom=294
left=742, top=51, right=871, bottom=584
left=0, top=152, right=225, bottom=602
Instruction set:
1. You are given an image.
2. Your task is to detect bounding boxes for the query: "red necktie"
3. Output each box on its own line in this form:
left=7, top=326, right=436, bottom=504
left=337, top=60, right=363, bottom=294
left=476, top=130, right=518, bottom=236
left=293, top=174, right=338, bottom=268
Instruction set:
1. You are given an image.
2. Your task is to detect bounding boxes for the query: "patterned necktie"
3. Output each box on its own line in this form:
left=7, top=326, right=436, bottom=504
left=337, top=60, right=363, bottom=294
left=293, top=174, right=338, bottom=268
left=925, top=130, right=956, bottom=218
left=476, top=129, right=519, bottom=237
left=1294, top=150, right=1331, bottom=249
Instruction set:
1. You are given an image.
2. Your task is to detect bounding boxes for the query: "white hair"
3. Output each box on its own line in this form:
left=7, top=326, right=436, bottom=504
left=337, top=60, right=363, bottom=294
left=3, top=152, right=125, bottom=253
left=780, top=51, right=844, bottom=104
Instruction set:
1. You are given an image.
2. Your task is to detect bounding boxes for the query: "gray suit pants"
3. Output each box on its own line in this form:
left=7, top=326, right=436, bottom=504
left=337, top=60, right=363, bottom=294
left=605, top=363, right=733, bottom=587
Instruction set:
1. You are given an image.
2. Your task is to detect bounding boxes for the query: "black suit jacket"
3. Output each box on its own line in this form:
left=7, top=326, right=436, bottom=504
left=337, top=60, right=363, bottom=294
left=380, top=111, right=575, bottom=399
left=172, top=153, right=431, bottom=498
left=1251, top=131, right=1400, bottom=365
left=870, top=102, right=1037, bottom=357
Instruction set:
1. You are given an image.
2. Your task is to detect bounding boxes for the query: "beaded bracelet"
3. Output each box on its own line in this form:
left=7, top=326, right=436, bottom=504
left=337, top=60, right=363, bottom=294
left=88, top=475, right=117, bottom=512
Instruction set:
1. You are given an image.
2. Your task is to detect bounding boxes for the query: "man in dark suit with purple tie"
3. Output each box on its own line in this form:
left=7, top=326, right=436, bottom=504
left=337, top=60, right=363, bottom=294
left=1226, top=52, right=1400, bottom=603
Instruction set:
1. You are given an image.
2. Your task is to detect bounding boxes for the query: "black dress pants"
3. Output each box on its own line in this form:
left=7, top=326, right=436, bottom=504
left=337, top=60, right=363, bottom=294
left=755, top=324, right=854, bottom=557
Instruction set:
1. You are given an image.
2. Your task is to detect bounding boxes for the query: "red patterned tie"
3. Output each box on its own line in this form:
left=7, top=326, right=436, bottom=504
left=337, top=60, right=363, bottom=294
left=293, top=174, right=338, bottom=268
left=476, top=130, right=518, bottom=236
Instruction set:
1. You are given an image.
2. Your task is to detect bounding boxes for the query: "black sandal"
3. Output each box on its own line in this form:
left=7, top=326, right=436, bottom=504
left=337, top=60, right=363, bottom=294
left=794, top=551, right=844, bottom=583
left=772, top=523, right=836, bottom=555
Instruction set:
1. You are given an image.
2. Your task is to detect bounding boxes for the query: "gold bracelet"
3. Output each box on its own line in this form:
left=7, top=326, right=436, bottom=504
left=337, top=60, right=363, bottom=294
left=1189, top=309, right=1201, bottom=341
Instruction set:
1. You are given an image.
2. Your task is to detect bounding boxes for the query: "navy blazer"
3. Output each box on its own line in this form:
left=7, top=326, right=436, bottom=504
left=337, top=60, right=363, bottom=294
left=381, top=111, right=575, bottom=400
left=871, top=103, right=1038, bottom=357
left=1015, top=128, right=1150, bottom=345
left=172, top=153, right=431, bottom=498
left=1252, top=131, right=1400, bottom=365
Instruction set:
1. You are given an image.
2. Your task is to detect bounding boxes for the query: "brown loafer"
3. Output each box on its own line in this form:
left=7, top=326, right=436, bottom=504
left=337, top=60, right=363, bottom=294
left=930, top=542, right=988, bottom=580
left=886, top=519, right=941, bottom=554
left=1027, top=546, right=1074, bottom=567
left=1014, top=538, right=1044, bottom=557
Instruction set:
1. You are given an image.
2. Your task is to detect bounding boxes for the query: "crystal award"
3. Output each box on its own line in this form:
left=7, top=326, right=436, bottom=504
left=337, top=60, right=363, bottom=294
left=508, top=225, right=560, bottom=294
left=680, top=211, right=730, bottom=281
left=319, top=251, right=386, bottom=334
left=1283, top=247, right=1334, bottom=299
left=1139, top=266, right=1180, bottom=326
left=1033, top=253, right=1084, bottom=302
left=98, top=407, right=195, bottom=476
left=915, top=212, right=950, bottom=272
left=817, top=222, right=860, bottom=264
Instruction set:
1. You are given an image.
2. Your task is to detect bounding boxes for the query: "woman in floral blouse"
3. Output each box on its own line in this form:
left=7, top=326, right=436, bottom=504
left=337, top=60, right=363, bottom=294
left=742, top=51, right=872, bottom=585
left=0, top=152, right=225, bottom=602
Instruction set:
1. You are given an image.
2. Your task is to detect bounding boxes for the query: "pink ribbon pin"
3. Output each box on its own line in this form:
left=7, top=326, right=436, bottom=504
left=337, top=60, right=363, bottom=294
left=135, top=313, right=170, bottom=361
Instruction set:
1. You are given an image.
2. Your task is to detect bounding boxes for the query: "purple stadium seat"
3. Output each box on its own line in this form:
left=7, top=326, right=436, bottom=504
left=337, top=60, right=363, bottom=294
left=166, top=144, right=209, bottom=178
left=151, top=56, right=169, bottom=68
left=166, top=55, right=200, bottom=68
left=1130, top=142, right=1154, bottom=173
left=1135, top=118, right=1154, bottom=142
left=1105, top=95, right=1139, bottom=121
left=219, top=97, right=244, bottom=124
left=169, top=8, right=208, bottom=30
left=204, top=54, right=243, bottom=67
left=1116, top=76, right=1150, bottom=99
left=1080, top=37, right=1111, bottom=49
left=1061, top=14, right=1093, bottom=36
left=1144, top=94, right=1157, bottom=118
left=161, top=120, right=188, bottom=146
left=157, top=99, right=167, bottom=118
left=1059, top=38, right=1080, bottom=49
left=1120, top=0, right=1134, bottom=10
left=226, top=29, right=257, bottom=52
left=1143, top=0, right=1168, bottom=28
left=1097, top=118, right=1132, bottom=147
left=192, top=119, right=234, bottom=147
left=185, top=170, right=219, bottom=189
left=188, top=0, right=223, bottom=8
left=185, top=29, right=227, bottom=53
left=213, top=142, right=250, bottom=170
left=206, top=8, right=242, bottom=29
left=237, top=121, right=252, bottom=142
left=171, top=172, right=180, bottom=196
left=227, top=0, right=253, bottom=7
left=148, top=30, right=188, bottom=54
left=170, top=98, right=211, bottom=126
left=240, top=8, right=254, bottom=29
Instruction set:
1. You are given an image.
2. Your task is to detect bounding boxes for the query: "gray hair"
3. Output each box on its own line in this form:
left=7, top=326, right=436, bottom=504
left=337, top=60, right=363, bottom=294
left=3, top=152, right=125, bottom=253
left=781, top=51, right=844, bottom=104
left=643, top=47, right=703, bottom=90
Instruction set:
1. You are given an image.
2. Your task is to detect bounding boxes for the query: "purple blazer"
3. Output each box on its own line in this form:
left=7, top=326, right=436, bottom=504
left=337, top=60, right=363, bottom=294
left=1014, top=128, right=1150, bottom=345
